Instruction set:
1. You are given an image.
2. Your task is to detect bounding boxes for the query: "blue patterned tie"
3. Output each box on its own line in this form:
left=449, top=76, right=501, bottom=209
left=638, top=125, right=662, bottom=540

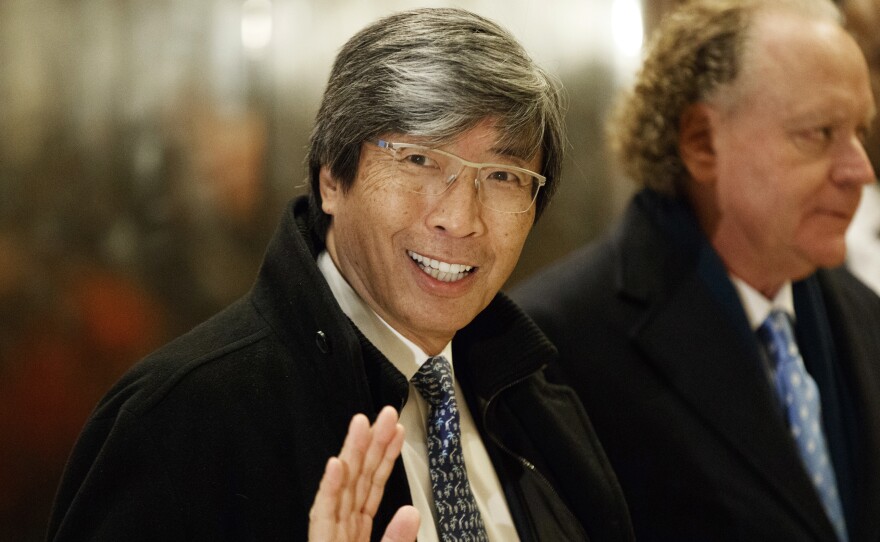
left=757, top=310, right=849, bottom=542
left=411, top=355, right=489, bottom=542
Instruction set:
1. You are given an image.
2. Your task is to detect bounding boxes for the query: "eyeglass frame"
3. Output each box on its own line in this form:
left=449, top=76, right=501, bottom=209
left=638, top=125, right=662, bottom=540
left=371, top=139, right=546, bottom=214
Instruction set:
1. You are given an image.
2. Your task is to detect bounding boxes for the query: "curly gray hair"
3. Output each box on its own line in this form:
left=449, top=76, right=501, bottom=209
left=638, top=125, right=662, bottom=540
left=609, top=0, right=841, bottom=195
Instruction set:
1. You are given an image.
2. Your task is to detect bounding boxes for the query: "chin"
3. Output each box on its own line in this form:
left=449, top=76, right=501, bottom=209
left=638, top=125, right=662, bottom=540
left=807, top=248, right=847, bottom=271
left=796, top=234, right=847, bottom=268
left=410, top=309, right=470, bottom=337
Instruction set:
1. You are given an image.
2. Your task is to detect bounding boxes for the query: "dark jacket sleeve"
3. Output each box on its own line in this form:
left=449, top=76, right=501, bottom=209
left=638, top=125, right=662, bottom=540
left=49, top=408, right=190, bottom=541
left=46, top=321, right=326, bottom=542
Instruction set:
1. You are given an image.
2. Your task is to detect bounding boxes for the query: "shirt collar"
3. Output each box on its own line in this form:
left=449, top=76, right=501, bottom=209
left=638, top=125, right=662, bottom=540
left=317, top=250, right=453, bottom=380
left=730, top=275, right=796, bottom=330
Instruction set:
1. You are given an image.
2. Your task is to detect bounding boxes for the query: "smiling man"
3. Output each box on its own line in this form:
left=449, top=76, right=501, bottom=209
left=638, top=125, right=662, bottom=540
left=514, top=0, right=880, bottom=540
left=47, top=8, right=633, bottom=542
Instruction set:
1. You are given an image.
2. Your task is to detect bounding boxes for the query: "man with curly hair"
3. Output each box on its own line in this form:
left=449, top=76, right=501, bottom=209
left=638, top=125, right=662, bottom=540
left=514, top=0, right=880, bottom=540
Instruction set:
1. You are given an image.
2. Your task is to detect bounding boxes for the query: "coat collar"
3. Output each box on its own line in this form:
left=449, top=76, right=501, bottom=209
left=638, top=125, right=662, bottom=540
left=251, top=197, right=375, bottom=435
left=613, top=190, right=841, bottom=540
left=453, top=293, right=556, bottom=402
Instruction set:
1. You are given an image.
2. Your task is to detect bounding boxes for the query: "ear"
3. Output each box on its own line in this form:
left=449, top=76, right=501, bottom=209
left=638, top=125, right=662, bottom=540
left=318, top=165, right=341, bottom=216
left=678, top=103, right=717, bottom=184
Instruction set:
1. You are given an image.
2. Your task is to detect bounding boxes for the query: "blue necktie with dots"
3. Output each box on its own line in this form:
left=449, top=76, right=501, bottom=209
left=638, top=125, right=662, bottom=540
left=411, top=355, right=489, bottom=542
left=757, top=310, right=849, bottom=542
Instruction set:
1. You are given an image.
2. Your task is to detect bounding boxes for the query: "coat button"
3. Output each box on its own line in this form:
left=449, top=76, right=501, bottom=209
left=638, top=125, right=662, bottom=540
left=315, top=331, right=330, bottom=354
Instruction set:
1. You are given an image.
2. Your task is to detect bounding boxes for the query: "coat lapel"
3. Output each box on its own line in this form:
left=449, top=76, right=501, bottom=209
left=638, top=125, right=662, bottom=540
left=614, top=191, right=837, bottom=540
left=816, top=269, right=880, bottom=541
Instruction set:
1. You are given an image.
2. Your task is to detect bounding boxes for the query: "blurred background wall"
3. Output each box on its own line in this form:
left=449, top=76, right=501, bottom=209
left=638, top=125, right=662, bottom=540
left=0, top=1, right=651, bottom=538
left=1, top=0, right=877, bottom=539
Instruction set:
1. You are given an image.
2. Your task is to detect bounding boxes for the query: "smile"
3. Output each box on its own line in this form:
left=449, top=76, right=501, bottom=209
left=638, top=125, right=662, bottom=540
left=408, top=250, right=474, bottom=283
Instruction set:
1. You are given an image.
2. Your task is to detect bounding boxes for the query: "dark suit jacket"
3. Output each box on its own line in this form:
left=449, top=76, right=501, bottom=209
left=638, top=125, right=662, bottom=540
left=48, top=196, right=634, bottom=542
left=512, top=189, right=880, bottom=541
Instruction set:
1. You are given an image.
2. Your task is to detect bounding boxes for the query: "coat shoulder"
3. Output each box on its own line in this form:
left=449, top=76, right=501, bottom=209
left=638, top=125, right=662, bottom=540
left=92, top=295, right=283, bottom=422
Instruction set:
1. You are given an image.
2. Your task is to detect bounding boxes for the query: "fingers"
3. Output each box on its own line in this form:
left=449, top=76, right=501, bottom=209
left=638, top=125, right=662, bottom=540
left=380, top=505, right=420, bottom=542
left=307, top=457, right=346, bottom=541
left=308, top=407, right=406, bottom=542
left=338, top=407, right=406, bottom=521
left=353, top=408, right=393, bottom=498
left=357, top=406, right=404, bottom=515
left=337, top=413, right=371, bottom=539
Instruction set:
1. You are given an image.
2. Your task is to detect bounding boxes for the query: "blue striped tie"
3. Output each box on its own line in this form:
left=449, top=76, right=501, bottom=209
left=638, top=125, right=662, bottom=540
left=411, top=355, right=489, bottom=542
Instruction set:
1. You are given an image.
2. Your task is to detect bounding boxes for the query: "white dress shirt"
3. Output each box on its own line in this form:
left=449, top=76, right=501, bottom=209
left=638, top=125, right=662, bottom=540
left=317, top=251, right=519, bottom=542
left=731, top=277, right=796, bottom=331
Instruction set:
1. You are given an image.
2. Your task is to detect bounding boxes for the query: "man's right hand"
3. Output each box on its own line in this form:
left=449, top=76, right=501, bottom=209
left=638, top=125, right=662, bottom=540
left=308, top=406, right=420, bottom=542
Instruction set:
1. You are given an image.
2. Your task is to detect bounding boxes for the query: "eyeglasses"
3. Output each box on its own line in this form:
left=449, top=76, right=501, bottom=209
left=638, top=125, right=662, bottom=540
left=374, top=140, right=546, bottom=214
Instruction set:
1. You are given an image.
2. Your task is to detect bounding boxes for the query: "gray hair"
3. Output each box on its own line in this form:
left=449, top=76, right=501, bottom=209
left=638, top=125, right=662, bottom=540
left=609, top=0, right=842, bottom=195
left=307, top=8, right=565, bottom=235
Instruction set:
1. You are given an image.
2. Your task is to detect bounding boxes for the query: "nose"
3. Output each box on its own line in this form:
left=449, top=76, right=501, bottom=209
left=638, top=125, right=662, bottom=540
left=831, top=134, right=876, bottom=187
left=425, top=166, right=486, bottom=237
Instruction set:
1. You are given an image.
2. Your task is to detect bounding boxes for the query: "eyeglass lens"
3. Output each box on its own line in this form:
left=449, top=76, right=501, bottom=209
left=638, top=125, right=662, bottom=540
left=390, top=145, right=540, bottom=213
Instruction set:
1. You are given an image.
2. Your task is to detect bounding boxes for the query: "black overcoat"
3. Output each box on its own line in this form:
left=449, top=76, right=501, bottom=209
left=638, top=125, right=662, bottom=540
left=48, top=196, right=634, bottom=542
left=513, top=189, right=880, bottom=541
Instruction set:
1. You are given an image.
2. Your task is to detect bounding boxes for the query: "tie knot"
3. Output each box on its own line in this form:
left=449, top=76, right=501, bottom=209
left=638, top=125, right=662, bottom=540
left=757, top=309, right=799, bottom=366
left=411, top=355, right=455, bottom=407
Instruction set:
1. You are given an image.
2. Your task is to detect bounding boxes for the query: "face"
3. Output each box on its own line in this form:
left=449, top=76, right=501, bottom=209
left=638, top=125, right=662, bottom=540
left=320, top=119, right=539, bottom=355
left=704, top=12, right=876, bottom=295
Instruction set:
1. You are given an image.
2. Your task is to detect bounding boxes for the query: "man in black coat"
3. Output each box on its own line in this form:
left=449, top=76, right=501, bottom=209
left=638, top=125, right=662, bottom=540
left=514, top=1, right=880, bottom=541
left=47, top=8, right=633, bottom=542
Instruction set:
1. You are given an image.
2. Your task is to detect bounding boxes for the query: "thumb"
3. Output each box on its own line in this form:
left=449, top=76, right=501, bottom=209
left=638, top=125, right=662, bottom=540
left=379, top=506, right=420, bottom=542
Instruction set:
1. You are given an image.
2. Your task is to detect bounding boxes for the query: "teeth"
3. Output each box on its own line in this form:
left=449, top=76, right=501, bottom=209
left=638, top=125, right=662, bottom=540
left=408, top=251, right=474, bottom=282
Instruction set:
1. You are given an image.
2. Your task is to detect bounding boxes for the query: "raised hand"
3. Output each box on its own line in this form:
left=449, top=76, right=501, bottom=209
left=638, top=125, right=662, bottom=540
left=308, top=406, right=420, bottom=542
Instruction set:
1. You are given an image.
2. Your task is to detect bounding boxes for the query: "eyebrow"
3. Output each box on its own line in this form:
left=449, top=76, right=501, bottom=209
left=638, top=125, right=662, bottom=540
left=394, top=135, right=540, bottom=168
left=786, top=101, right=875, bottom=128
left=489, top=143, right=540, bottom=167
